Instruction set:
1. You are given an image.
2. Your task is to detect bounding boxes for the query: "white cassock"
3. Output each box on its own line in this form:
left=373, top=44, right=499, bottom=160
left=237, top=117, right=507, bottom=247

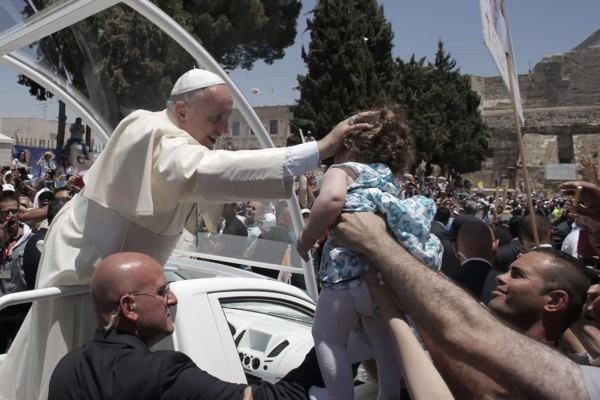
left=0, top=109, right=305, bottom=400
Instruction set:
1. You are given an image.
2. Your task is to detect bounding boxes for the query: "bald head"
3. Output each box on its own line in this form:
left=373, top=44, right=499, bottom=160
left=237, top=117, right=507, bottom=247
left=456, top=220, right=497, bottom=263
left=91, top=252, right=163, bottom=324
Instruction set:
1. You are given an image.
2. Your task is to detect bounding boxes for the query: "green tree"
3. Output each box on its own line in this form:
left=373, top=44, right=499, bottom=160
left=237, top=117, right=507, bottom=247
left=291, top=0, right=395, bottom=140
left=393, top=55, right=447, bottom=170
left=393, top=41, right=488, bottom=175
left=18, top=0, right=302, bottom=126
left=431, top=41, right=488, bottom=174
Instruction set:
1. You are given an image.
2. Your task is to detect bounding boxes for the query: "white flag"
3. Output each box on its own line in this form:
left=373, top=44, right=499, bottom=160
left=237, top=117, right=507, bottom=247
left=480, top=0, right=524, bottom=124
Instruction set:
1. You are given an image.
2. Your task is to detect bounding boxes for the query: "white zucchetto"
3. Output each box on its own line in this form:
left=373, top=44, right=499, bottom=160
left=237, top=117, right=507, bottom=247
left=170, top=69, right=225, bottom=96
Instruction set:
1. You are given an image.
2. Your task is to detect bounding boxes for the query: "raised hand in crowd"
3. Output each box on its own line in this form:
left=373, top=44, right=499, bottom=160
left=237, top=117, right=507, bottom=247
left=562, top=181, right=600, bottom=253
left=569, top=284, right=600, bottom=366
left=577, top=155, right=600, bottom=186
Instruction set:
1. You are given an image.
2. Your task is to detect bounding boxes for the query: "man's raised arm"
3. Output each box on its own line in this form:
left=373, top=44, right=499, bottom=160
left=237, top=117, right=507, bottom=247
left=333, top=212, right=589, bottom=400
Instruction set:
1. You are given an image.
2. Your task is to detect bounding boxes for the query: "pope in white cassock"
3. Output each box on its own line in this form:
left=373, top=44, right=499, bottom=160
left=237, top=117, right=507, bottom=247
left=0, top=69, right=373, bottom=400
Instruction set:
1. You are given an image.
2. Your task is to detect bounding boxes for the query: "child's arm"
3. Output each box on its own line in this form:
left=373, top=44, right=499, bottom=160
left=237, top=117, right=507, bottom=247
left=297, top=167, right=349, bottom=260
left=366, top=276, right=454, bottom=400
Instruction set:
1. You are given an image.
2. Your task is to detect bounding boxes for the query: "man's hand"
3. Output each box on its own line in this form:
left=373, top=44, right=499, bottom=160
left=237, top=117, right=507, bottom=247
left=585, top=284, right=600, bottom=324
left=577, top=155, right=600, bottom=186
left=563, top=181, right=600, bottom=255
left=562, top=181, right=600, bottom=222
left=333, top=212, right=387, bottom=256
left=316, top=111, right=376, bottom=160
left=65, top=175, right=78, bottom=187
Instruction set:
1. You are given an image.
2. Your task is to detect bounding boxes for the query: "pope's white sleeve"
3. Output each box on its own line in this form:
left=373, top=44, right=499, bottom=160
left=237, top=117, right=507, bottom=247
left=284, top=141, right=319, bottom=178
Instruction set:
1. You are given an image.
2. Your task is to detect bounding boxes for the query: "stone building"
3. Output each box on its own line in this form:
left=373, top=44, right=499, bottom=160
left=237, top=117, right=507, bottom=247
left=467, top=29, right=600, bottom=189
left=219, top=30, right=600, bottom=191
left=0, top=118, right=58, bottom=166
left=217, top=105, right=294, bottom=150
left=1, top=117, right=58, bottom=146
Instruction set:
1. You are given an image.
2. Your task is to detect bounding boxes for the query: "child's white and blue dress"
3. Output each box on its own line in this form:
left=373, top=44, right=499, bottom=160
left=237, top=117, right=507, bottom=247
left=319, top=162, right=442, bottom=290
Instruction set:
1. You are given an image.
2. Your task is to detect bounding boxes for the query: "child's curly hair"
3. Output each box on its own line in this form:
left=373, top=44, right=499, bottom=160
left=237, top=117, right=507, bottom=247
left=343, top=105, right=415, bottom=174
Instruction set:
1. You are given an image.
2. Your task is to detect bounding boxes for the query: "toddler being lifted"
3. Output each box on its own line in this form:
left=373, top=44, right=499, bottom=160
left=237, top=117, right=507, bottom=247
left=297, top=105, right=443, bottom=400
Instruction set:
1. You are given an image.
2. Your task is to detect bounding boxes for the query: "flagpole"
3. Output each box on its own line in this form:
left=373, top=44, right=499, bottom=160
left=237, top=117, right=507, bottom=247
left=506, top=55, right=540, bottom=247
left=494, top=186, right=499, bottom=222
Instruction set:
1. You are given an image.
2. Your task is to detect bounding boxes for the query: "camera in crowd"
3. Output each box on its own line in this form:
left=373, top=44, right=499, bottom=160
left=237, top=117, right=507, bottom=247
left=46, top=168, right=57, bottom=180
left=17, top=167, right=29, bottom=181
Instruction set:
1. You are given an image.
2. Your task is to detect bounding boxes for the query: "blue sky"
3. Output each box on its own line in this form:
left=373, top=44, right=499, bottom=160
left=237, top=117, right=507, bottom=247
left=0, top=0, right=598, bottom=122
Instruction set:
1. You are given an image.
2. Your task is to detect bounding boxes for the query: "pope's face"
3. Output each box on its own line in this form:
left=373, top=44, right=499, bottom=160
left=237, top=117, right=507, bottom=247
left=184, top=85, right=233, bottom=148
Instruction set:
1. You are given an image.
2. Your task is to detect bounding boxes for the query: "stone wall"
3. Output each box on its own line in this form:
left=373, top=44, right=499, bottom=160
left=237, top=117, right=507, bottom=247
left=466, top=33, right=600, bottom=189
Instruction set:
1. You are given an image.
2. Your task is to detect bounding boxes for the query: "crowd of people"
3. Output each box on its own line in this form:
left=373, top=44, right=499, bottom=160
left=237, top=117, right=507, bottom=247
left=197, top=126, right=600, bottom=399
left=0, top=160, right=78, bottom=351
left=1, top=67, right=600, bottom=400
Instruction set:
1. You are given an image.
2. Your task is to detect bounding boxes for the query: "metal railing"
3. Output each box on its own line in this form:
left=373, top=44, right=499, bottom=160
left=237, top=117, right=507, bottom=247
left=0, top=285, right=89, bottom=312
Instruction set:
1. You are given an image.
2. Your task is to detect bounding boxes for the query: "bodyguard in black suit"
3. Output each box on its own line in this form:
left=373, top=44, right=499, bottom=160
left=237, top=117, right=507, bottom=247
left=49, top=253, right=316, bottom=400
left=494, top=216, right=525, bottom=272
left=495, top=238, right=526, bottom=272
left=454, top=258, right=494, bottom=300
left=451, top=220, right=496, bottom=300
left=493, top=212, right=513, bottom=246
left=430, top=207, right=460, bottom=279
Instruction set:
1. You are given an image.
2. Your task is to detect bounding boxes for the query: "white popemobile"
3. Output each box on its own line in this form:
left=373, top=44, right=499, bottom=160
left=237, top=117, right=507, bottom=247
left=0, top=251, right=377, bottom=398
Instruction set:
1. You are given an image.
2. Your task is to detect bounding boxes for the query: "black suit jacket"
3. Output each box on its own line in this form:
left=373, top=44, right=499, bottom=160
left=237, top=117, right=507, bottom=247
left=22, top=228, right=47, bottom=291
left=552, top=220, right=573, bottom=250
left=495, top=239, right=526, bottom=272
left=430, top=221, right=460, bottom=279
left=493, top=225, right=512, bottom=247
left=453, top=259, right=493, bottom=300
left=49, top=330, right=309, bottom=400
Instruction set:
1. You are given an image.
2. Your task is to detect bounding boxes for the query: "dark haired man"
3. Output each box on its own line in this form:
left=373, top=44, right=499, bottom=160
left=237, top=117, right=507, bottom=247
left=493, top=211, right=513, bottom=246
left=333, top=212, right=597, bottom=399
left=65, top=117, right=89, bottom=158
left=517, top=213, right=553, bottom=251
left=495, top=215, right=526, bottom=272
left=430, top=206, right=459, bottom=278
left=0, top=195, right=33, bottom=351
left=489, top=248, right=592, bottom=346
left=428, top=247, right=594, bottom=397
left=22, top=197, right=71, bottom=290
left=452, top=219, right=497, bottom=299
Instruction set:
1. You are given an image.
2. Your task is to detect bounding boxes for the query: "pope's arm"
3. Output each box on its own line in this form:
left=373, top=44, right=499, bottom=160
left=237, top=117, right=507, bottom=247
left=154, top=114, right=375, bottom=205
